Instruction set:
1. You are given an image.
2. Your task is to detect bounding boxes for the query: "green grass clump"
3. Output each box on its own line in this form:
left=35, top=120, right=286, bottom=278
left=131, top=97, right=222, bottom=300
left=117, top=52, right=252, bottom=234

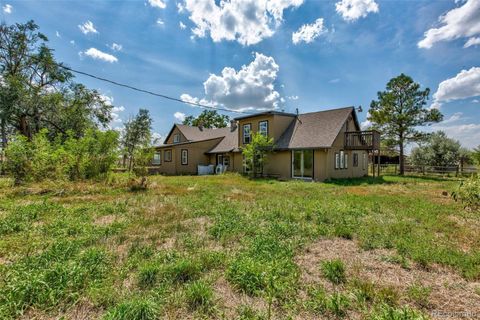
left=138, top=263, right=161, bottom=289
left=305, top=286, right=350, bottom=317
left=184, top=280, right=214, bottom=311
left=406, top=284, right=431, bottom=308
left=103, top=298, right=159, bottom=320
left=236, top=305, right=266, bottom=319
left=369, top=304, right=427, bottom=320
left=163, top=258, right=201, bottom=283
left=321, top=259, right=346, bottom=284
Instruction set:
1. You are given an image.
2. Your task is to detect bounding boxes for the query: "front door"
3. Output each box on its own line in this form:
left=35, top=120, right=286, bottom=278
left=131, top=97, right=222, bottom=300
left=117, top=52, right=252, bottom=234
left=292, top=150, right=313, bottom=179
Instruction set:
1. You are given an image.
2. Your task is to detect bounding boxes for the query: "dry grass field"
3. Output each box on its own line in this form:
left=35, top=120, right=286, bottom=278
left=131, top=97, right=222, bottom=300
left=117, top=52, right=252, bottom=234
left=0, top=173, right=479, bottom=319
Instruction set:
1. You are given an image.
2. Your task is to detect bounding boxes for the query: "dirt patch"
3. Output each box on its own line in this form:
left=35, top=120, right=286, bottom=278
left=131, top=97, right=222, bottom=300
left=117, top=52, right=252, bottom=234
left=93, top=214, right=118, bottom=226
left=214, top=276, right=267, bottom=319
left=296, top=238, right=480, bottom=318
left=19, top=300, right=103, bottom=320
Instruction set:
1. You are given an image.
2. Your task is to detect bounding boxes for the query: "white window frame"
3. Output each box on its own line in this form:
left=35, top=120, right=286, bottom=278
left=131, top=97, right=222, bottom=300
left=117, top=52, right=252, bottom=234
left=258, top=120, right=268, bottom=137
left=165, top=150, right=172, bottom=162
left=243, top=124, right=251, bottom=144
left=335, top=153, right=340, bottom=169
left=173, top=134, right=180, bottom=144
left=181, top=149, right=188, bottom=165
left=340, top=150, right=345, bottom=169
left=152, top=152, right=161, bottom=165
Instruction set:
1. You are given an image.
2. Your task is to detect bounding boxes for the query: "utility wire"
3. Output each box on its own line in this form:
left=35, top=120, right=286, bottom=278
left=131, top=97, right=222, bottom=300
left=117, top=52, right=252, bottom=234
left=53, top=63, right=255, bottom=115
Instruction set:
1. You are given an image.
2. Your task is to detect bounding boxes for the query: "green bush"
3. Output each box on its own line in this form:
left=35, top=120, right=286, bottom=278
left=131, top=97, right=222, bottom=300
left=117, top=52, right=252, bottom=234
left=321, top=259, right=346, bottom=284
left=4, top=129, right=119, bottom=184
left=138, top=263, right=160, bottom=289
left=185, top=280, right=214, bottom=310
left=452, top=175, right=480, bottom=210
left=103, top=298, right=158, bottom=320
left=163, top=259, right=201, bottom=283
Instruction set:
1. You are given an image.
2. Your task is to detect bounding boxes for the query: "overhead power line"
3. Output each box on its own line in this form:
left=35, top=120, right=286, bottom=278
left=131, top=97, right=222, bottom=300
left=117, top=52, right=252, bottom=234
left=54, top=63, right=255, bottom=115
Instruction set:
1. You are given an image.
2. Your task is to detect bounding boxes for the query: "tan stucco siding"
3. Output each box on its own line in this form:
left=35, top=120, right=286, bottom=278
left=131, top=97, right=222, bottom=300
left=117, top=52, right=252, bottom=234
left=263, top=151, right=292, bottom=179
left=237, top=114, right=294, bottom=148
left=154, top=138, right=222, bottom=175
left=165, top=126, right=187, bottom=145
left=314, top=150, right=328, bottom=181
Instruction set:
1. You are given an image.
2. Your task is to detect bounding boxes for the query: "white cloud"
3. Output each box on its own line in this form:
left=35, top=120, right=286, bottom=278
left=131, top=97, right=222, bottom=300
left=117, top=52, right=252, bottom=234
left=81, top=48, right=118, bottom=63
left=179, top=21, right=187, bottom=29
left=432, top=67, right=480, bottom=106
left=108, top=43, right=123, bottom=51
left=335, top=0, right=379, bottom=22
left=174, top=111, right=186, bottom=122
left=148, top=0, right=166, bottom=9
left=78, top=21, right=98, bottom=34
left=329, top=78, right=341, bottom=83
left=287, top=95, right=299, bottom=100
left=441, top=112, right=463, bottom=124
left=418, top=0, right=480, bottom=49
left=464, top=37, right=480, bottom=48
left=473, top=99, right=479, bottom=103
left=181, top=52, right=282, bottom=111
left=2, top=4, right=12, bottom=14
left=70, top=40, right=75, bottom=46
left=156, top=18, right=165, bottom=25
left=181, top=0, right=304, bottom=46
left=152, top=132, right=164, bottom=145
left=292, top=18, right=327, bottom=45
left=56, top=31, right=61, bottom=38
left=430, top=122, right=480, bottom=148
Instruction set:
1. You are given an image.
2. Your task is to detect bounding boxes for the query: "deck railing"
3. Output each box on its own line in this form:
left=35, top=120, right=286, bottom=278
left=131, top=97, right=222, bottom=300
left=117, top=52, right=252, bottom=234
left=344, top=130, right=380, bottom=150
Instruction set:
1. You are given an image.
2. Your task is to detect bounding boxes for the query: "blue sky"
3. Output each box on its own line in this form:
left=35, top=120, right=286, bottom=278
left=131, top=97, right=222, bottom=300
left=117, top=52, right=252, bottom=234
left=2, top=0, right=479, bottom=148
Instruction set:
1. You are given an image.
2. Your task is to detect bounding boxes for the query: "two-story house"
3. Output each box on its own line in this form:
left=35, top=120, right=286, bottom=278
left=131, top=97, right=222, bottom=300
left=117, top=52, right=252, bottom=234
left=152, top=106, right=380, bottom=181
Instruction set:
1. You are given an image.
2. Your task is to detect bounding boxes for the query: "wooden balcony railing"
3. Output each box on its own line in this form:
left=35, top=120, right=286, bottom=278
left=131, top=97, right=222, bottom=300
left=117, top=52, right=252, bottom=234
left=344, top=130, right=380, bottom=150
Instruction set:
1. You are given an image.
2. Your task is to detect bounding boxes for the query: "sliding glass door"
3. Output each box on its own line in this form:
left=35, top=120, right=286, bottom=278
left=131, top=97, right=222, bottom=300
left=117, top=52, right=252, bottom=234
left=292, top=150, right=313, bottom=179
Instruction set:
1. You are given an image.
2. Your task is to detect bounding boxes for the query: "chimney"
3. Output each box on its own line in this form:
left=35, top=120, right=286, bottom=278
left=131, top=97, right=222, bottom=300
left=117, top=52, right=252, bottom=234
left=296, top=108, right=299, bottom=115
left=230, top=120, right=237, bottom=132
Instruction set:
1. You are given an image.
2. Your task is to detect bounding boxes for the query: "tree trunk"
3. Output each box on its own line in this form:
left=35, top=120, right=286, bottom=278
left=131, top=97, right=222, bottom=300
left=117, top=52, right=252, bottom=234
left=1, top=119, right=6, bottom=174
left=399, top=141, right=404, bottom=175
left=19, top=115, right=30, bottom=139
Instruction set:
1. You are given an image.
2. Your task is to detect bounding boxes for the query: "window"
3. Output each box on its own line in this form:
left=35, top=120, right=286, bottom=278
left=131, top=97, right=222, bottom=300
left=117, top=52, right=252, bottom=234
left=165, top=149, right=172, bottom=162
left=335, top=150, right=347, bottom=170
left=181, top=149, right=188, bottom=165
left=173, top=134, right=180, bottom=144
left=258, top=120, right=268, bottom=137
left=152, top=152, right=161, bottom=165
left=243, top=124, right=251, bottom=144
left=353, top=153, right=358, bottom=167
left=242, top=155, right=250, bottom=174
left=363, top=153, right=367, bottom=170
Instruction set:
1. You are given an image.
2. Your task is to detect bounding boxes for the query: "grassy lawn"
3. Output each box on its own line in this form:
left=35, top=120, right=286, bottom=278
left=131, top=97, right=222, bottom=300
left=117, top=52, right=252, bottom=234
left=0, top=174, right=479, bottom=319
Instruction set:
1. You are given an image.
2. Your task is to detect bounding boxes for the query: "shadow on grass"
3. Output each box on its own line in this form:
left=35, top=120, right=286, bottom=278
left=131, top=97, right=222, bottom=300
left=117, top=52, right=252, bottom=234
left=324, top=176, right=393, bottom=186
left=325, top=174, right=460, bottom=186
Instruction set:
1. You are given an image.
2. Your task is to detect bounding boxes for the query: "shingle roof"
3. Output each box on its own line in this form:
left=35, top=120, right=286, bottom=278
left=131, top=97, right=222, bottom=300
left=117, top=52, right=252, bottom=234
left=207, top=127, right=239, bottom=153
left=275, top=107, right=355, bottom=149
left=175, top=124, right=232, bottom=142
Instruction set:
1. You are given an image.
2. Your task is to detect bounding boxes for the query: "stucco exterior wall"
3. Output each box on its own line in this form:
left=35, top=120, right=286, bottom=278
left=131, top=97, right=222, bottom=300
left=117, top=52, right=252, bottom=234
left=153, top=138, right=222, bottom=175
left=164, top=126, right=187, bottom=144
left=237, top=114, right=295, bottom=148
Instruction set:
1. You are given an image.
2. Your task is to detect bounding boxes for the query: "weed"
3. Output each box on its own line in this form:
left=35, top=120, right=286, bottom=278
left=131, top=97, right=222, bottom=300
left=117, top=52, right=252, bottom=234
left=138, top=263, right=160, bottom=289
left=103, top=298, right=159, bottom=320
left=237, top=305, right=266, bottom=319
left=321, top=259, right=346, bottom=284
left=369, top=304, right=428, bottom=320
left=406, top=284, right=431, bottom=308
left=185, top=280, right=214, bottom=311
left=163, top=258, right=201, bottom=283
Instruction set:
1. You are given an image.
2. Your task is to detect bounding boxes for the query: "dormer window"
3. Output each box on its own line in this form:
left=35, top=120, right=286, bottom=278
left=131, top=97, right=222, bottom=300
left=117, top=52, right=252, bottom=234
left=243, top=124, right=251, bottom=144
left=173, top=134, right=180, bottom=143
left=259, top=120, right=268, bottom=137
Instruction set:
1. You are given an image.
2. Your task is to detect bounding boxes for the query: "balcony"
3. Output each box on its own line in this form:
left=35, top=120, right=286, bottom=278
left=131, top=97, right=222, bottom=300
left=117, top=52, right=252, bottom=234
left=344, top=130, right=380, bottom=150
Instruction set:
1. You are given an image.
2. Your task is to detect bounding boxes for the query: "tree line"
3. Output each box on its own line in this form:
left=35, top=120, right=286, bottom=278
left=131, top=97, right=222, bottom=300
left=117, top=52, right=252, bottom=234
left=0, top=21, right=154, bottom=184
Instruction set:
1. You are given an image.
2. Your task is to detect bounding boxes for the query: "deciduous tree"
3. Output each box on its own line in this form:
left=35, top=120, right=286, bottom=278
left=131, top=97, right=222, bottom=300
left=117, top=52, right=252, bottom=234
left=183, top=110, right=229, bottom=128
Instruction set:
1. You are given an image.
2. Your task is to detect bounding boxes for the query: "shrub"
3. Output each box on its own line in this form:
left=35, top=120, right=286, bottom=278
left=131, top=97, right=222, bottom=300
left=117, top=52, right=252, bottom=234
left=321, top=259, right=346, bottom=284
left=103, top=298, right=158, bottom=320
left=185, top=280, right=214, bottom=310
left=452, top=175, right=480, bottom=211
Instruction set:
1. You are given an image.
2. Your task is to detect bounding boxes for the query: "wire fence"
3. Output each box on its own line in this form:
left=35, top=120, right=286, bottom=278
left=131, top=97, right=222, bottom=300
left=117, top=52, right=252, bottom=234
left=377, top=164, right=478, bottom=177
